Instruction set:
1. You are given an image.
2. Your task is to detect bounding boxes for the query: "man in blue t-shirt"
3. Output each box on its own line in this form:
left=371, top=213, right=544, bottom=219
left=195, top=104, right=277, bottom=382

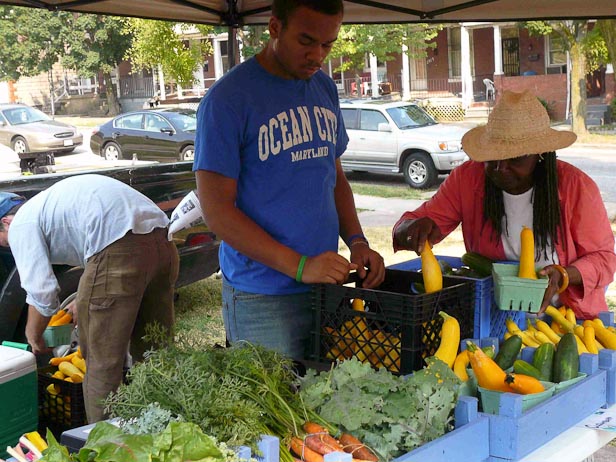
left=193, top=0, right=385, bottom=359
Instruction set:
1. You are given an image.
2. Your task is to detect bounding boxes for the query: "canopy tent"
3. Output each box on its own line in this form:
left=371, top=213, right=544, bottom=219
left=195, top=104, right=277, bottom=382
left=0, top=0, right=615, bottom=25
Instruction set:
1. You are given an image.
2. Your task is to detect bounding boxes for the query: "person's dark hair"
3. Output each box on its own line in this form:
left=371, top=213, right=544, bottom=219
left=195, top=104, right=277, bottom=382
left=272, top=0, right=343, bottom=26
left=483, top=152, right=561, bottom=260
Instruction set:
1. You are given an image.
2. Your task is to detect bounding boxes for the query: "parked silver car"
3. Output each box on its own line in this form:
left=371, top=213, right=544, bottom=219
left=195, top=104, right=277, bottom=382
left=0, top=104, right=83, bottom=154
left=340, top=100, right=469, bottom=188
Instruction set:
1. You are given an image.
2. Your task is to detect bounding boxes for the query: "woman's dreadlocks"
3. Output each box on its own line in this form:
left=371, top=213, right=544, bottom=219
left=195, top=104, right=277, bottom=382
left=483, top=152, right=562, bottom=260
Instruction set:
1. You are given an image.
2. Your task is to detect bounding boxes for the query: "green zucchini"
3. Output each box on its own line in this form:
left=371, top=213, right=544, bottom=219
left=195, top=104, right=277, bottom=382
left=494, top=335, right=523, bottom=370
left=513, top=359, right=543, bottom=380
left=552, top=332, right=579, bottom=383
left=461, top=252, right=494, bottom=278
left=532, top=342, right=555, bottom=382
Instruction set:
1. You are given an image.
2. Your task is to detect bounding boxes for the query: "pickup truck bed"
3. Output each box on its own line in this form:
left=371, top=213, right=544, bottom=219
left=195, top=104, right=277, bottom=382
left=0, top=161, right=219, bottom=343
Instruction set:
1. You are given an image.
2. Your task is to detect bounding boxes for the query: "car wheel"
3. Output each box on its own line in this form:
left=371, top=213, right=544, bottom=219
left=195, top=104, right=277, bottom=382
left=12, top=136, right=29, bottom=154
left=180, top=145, right=195, bottom=161
left=403, top=153, right=437, bottom=189
left=103, top=142, right=123, bottom=161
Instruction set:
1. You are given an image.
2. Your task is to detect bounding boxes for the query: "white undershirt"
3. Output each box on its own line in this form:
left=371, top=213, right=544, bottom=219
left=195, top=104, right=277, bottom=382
left=501, top=187, right=559, bottom=268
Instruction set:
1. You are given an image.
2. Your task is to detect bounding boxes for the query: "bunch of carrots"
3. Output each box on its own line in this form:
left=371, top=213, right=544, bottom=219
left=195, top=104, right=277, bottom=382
left=290, top=422, right=378, bottom=462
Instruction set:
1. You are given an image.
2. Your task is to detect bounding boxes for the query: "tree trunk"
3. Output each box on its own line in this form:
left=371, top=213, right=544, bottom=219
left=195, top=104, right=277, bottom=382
left=103, top=72, right=121, bottom=116
left=569, top=41, right=587, bottom=136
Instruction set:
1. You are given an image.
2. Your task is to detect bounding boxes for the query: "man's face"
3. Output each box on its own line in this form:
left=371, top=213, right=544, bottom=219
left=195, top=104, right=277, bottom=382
left=269, top=6, right=342, bottom=80
left=0, top=217, right=11, bottom=247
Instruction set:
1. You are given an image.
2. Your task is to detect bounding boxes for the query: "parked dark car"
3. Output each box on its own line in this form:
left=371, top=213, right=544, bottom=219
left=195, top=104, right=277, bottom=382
left=90, top=108, right=197, bottom=162
left=0, top=103, right=83, bottom=154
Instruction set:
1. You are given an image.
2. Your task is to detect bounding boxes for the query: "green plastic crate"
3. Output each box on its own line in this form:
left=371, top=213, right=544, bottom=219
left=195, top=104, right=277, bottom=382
left=492, top=263, right=548, bottom=313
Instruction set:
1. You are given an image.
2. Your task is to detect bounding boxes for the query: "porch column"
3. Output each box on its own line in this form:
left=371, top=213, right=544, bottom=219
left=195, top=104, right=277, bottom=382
left=214, top=39, right=223, bottom=80
left=401, top=44, right=410, bottom=100
left=340, top=57, right=345, bottom=95
left=158, top=65, right=166, bottom=100
left=493, top=25, right=503, bottom=75
left=461, top=25, right=473, bottom=109
left=369, top=53, right=378, bottom=96
left=194, top=63, right=205, bottom=96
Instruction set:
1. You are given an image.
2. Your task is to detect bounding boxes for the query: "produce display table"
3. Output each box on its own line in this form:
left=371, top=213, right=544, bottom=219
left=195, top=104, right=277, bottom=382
left=519, top=403, right=616, bottom=462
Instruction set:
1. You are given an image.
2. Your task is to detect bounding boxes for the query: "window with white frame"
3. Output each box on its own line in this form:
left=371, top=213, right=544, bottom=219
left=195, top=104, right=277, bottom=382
left=448, top=27, right=474, bottom=80
left=546, top=32, right=567, bottom=74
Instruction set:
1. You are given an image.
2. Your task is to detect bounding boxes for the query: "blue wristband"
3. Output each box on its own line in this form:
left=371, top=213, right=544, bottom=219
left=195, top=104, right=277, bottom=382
left=345, top=233, right=367, bottom=246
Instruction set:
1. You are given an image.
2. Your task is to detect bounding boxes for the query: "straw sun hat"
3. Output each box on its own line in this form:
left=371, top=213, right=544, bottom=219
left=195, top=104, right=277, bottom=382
left=461, top=90, right=577, bottom=162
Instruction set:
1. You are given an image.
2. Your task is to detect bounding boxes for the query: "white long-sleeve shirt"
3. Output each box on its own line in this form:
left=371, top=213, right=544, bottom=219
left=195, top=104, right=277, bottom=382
left=8, top=174, right=169, bottom=316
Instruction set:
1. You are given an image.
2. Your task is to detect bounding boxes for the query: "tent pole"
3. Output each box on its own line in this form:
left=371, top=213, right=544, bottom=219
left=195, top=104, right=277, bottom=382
left=228, top=24, right=237, bottom=71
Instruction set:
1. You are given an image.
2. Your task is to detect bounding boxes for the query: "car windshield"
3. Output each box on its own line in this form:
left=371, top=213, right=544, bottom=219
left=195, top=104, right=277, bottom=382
left=386, top=105, right=436, bottom=129
left=164, top=111, right=197, bottom=132
left=2, top=106, right=51, bottom=125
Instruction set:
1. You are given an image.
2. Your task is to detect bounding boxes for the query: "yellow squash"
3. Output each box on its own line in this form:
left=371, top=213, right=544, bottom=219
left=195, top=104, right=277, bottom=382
left=518, top=226, right=537, bottom=279
left=434, top=311, right=460, bottom=368
left=420, top=243, right=443, bottom=293
left=466, top=341, right=514, bottom=392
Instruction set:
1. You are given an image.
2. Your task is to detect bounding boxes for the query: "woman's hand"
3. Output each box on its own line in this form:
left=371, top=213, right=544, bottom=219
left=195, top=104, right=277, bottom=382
left=394, top=217, right=441, bottom=254
left=538, top=264, right=579, bottom=314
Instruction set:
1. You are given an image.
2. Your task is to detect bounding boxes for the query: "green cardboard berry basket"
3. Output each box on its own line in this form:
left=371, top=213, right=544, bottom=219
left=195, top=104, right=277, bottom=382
left=478, top=381, right=555, bottom=414
left=42, top=324, right=74, bottom=347
left=492, top=263, right=548, bottom=313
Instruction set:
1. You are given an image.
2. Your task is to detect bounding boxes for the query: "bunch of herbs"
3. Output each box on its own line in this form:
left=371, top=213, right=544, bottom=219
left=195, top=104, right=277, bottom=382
left=105, top=335, right=325, bottom=462
left=298, top=357, right=462, bottom=461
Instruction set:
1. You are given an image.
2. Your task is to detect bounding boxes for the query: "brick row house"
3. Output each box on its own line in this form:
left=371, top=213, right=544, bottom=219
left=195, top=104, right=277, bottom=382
left=3, top=23, right=614, bottom=124
left=337, top=23, right=614, bottom=123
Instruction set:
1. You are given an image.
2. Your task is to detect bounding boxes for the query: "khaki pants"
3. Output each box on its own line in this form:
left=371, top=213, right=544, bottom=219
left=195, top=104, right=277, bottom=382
left=76, top=228, right=179, bottom=423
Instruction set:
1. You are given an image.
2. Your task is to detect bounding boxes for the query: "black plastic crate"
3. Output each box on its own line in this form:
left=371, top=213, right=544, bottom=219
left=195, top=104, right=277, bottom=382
left=310, top=269, right=475, bottom=375
left=38, top=366, right=86, bottom=438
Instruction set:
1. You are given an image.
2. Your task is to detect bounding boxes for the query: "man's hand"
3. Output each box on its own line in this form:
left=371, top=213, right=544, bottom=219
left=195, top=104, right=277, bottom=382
left=25, top=305, right=52, bottom=355
left=300, top=251, right=357, bottom=285
left=394, top=217, right=442, bottom=254
left=64, top=299, right=77, bottom=325
left=349, top=244, right=385, bottom=289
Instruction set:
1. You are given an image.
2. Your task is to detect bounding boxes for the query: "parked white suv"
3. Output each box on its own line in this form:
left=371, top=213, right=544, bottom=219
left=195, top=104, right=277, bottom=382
left=340, top=100, right=469, bottom=189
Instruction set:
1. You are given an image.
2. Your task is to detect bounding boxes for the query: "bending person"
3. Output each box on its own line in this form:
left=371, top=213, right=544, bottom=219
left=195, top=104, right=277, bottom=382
left=0, top=175, right=178, bottom=423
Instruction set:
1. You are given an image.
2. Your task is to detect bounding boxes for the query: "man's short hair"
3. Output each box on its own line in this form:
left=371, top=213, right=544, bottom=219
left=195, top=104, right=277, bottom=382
left=272, top=0, right=344, bottom=26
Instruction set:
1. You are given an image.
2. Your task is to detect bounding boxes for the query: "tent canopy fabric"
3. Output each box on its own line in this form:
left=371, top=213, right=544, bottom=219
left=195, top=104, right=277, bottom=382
left=0, top=0, right=615, bottom=25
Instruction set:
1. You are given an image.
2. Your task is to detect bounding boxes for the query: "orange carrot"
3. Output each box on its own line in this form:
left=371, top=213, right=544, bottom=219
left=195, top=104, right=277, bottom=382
left=290, top=437, right=324, bottom=462
left=302, top=422, right=329, bottom=434
left=302, top=422, right=344, bottom=454
left=304, top=435, right=342, bottom=455
left=339, top=433, right=378, bottom=462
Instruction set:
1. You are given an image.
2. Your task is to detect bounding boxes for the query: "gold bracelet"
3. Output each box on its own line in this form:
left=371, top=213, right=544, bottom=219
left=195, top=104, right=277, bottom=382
left=552, top=264, right=569, bottom=294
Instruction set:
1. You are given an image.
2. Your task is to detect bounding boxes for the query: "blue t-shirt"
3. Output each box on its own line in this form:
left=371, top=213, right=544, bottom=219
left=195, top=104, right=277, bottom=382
left=193, top=58, right=349, bottom=295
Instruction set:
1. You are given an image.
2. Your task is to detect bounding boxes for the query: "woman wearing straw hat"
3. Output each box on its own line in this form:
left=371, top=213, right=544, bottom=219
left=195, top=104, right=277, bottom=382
left=392, top=90, right=616, bottom=318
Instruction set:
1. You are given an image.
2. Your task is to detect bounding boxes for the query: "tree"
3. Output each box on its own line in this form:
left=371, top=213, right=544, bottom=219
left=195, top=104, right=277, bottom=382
left=596, top=20, right=616, bottom=93
left=0, top=7, right=71, bottom=112
left=328, top=24, right=440, bottom=72
left=0, top=7, right=132, bottom=116
left=526, top=21, right=607, bottom=135
left=126, top=19, right=214, bottom=91
left=62, top=14, right=132, bottom=115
